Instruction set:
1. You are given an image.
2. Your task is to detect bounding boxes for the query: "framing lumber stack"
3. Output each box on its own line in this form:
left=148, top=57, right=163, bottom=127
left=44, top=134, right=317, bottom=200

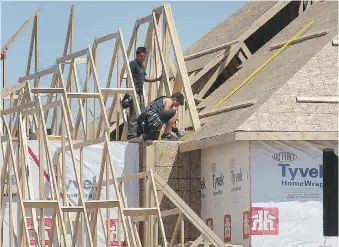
left=1, top=4, right=241, bottom=247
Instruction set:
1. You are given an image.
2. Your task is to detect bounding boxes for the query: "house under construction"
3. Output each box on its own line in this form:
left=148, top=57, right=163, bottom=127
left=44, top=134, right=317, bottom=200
left=1, top=1, right=338, bottom=247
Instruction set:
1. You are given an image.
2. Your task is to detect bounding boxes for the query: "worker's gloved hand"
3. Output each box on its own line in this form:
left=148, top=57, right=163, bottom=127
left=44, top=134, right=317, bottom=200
left=172, top=127, right=185, bottom=138
left=175, top=129, right=185, bottom=138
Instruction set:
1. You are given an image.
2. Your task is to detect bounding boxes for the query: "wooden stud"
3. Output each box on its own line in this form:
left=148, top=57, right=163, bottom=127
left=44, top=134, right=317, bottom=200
left=184, top=40, right=238, bottom=61
left=270, top=30, right=329, bottom=50
left=197, top=44, right=241, bottom=99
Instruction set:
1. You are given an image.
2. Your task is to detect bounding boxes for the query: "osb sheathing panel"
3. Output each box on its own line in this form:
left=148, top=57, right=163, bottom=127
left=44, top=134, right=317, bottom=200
left=239, top=37, right=338, bottom=132
left=141, top=142, right=201, bottom=241
left=188, top=1, right=338, bottom=142
left=184, top=1, right=277, bottom=72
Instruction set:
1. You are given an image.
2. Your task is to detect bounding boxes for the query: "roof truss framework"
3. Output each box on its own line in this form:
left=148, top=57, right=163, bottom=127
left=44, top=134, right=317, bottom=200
left=189, top=0, right=297, bottom=106
left=79, top=29, right=142, bottom=141
left=182, top=0, right=322, bottom=130
left=0, top=64, right=234, bottom=247
left=1, top=81, right=136, bottom=246
left=122, top=4, right=201, bottom=131
left=114, top=170, right=241, bottom=247
left=13, top=35, right=140, bottom=142
left=1, top=8, right=40, bottom=137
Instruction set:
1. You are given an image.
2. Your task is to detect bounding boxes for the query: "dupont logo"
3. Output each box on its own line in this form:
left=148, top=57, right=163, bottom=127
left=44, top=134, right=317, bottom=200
left=272, top=152, right=297, bottom=162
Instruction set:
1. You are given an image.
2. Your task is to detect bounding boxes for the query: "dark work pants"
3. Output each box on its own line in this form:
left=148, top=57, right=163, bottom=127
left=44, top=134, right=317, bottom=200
left=142, top=109, right=176, bottom=141
left=127, top=92, right=145, bottom=139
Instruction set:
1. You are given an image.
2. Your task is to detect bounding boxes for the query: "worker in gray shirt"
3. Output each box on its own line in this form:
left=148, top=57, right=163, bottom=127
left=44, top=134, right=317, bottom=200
left=127, top=46, right=162, bottom=140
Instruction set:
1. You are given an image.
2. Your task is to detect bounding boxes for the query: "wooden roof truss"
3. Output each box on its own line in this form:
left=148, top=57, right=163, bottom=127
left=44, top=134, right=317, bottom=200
left=1, top=83, right=237, bottom=246
left=0, top=4, right=238, bottom=246
left=123, top=4, right=201, bottom=131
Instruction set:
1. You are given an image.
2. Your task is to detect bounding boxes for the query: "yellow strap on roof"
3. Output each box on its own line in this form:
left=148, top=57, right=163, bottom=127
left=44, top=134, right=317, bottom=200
left=213, top=19, right=314, bottom=110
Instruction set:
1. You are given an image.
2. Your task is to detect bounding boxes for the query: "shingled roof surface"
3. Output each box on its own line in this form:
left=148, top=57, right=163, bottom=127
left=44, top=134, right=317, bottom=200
left=186, top=1, right=338, bottom=143
left=183, top=1, right=277, bottom=72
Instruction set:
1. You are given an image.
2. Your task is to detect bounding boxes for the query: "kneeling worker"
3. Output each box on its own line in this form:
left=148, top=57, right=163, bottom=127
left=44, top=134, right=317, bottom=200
left=137, top=92, right=185, bottom=141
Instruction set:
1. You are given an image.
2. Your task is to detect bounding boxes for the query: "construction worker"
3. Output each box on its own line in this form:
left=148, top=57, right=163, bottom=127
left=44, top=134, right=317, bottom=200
left=137, top=92, right=185, bottom=141
left=126, top=46, right=162, bottom=140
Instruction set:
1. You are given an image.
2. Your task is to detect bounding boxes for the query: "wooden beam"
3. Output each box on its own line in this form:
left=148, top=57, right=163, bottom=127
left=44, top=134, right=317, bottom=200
left=163, top=4, right=201, bottom=130
left=235, top=131, right=339, bottom=141
left=189, top=43, right=240, bottom=86
left=270, top=30, right=329, bottom=50
left=1, top=8, right=40, bottom=54
left=61, top=207, right=84, bottom=213
left=189, top=235, right=204, bottom=247
left=19, top=66, right=56, bottom=81
left=152, top=5, right=164, bottom=14
left=179, top=131, right=338, bottom=152
left=152, top=13, right=172, bottom=96
left=161, top=208, right=180, bottom=217
left=179, top=132, right=236, bottom=153
left=23, top=200, right=58, bottom=208
left=94, top=32, right=118, bottom=45
left=116, top=172, right=150, bottom=183
left=136, top=15, right=153, bottom=26
left=184, top=40, right=238, bottom=61
left=85, top=200, right=119, bottom=208
left=26, top=17, right=36, bottom=75
left=30, top=88, right=64, bottom=93
left=196, top=44, right=242, bottom=99
left=1, top=83, right=26, bottom=98
left=67, top=93, right=101, bottom=98
left=101, top=88, right=134, bottom=95
left=241, top=43, right=252, bottom=58
left=123, top=208, right=158, bottom=216
left=42, top=100, right=61, bottom=111
left=296, top=96, right=338, bottom=103
left=199, top=101, right=255, bottom=119
left=2, top=101, right=37, bottom=115
left=56, top=48, right=88, bottom=64
left=153, top=172, right=227, bottom=247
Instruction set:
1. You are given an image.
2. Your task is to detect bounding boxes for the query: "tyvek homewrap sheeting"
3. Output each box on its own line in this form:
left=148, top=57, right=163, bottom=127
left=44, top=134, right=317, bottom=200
left=1, top=141, right=139, bottom=246
left=201, top=141, right=251, bottom=247
left=251, top=140, right=338, bottom=247
left=201, top=140, right=338, bottom=247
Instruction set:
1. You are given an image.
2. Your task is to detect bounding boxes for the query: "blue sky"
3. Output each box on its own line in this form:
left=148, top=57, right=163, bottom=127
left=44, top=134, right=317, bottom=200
left=1, top=1, right=247, bottom=87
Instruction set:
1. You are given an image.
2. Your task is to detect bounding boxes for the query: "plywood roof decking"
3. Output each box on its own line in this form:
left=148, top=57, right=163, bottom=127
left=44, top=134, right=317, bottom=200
left=238, top=36, right=338, bottom=132
left=186, top=1, right=338, bottom=143
left=184, top=1, right=277, bottom=72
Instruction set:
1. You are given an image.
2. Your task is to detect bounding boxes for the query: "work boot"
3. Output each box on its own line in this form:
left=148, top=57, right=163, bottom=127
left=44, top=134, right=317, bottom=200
left=161, top=133, right=179, bottom=141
